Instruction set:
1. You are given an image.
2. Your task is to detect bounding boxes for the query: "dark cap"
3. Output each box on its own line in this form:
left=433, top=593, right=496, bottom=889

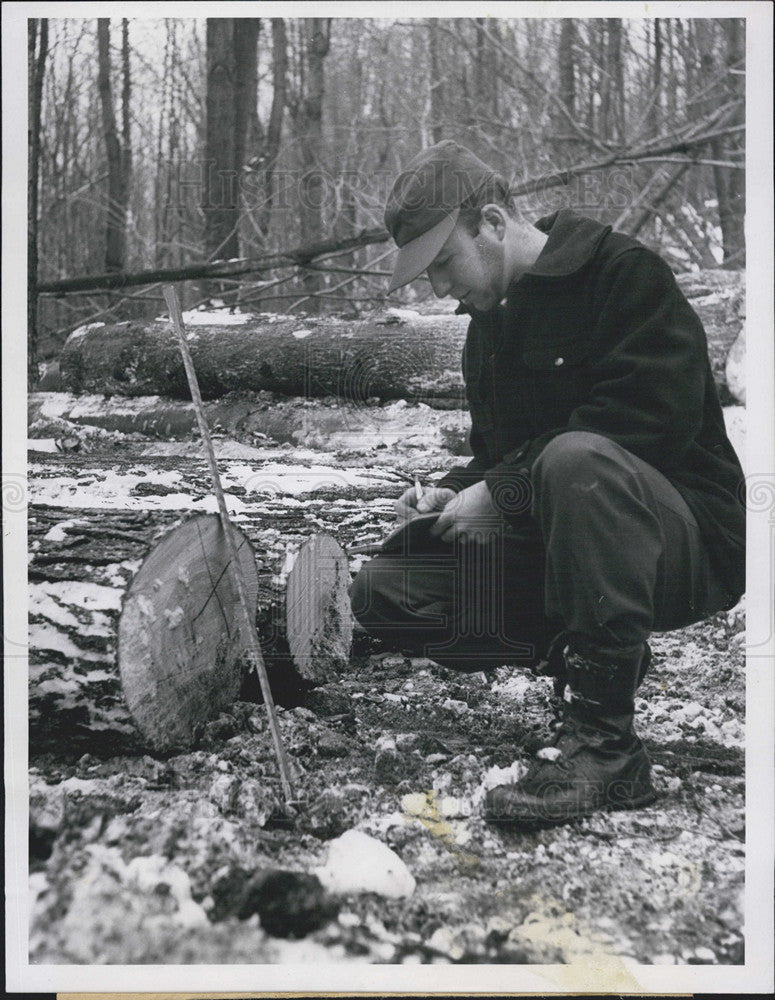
left=384, top=140, right=499, bottom=293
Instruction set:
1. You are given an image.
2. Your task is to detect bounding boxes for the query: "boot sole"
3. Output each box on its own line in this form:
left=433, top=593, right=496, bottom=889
left=485, top=789, right=659, bottom=831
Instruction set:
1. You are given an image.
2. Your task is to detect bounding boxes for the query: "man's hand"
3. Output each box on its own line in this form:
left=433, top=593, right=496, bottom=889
left=430, top=480, right=502, bottom=543
left=394, top=485, right=457, bottom=523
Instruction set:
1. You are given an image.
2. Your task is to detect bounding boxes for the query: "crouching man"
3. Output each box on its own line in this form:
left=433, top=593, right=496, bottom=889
left=349, top=141, right=745, bottom=829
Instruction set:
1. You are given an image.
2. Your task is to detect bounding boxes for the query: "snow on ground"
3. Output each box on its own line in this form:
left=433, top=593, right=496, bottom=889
left=25, top=388, right=748, bottom=968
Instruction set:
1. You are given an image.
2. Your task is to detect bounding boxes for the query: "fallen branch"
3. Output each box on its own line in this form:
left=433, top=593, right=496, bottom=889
left=37, top=226, right=391, bottom=296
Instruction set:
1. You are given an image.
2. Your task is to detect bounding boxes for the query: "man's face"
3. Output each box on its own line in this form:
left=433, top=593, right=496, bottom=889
left=425, top=220, right=505, bottom=312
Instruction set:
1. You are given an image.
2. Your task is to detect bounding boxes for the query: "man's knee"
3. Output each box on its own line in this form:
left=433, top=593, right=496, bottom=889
left=532, top=431, right=626, bottom=497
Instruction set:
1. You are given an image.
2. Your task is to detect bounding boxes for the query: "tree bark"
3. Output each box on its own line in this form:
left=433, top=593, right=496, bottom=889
left=286, top=19, right=331, bottom=310
left=606, top=18, right=625, bottom=142
left=694, top=20, right=745, bottom=267
left=427, top=19, right=446, bottom=144
left=719, top=20, right=745, bottom=267
left=97, top=20, right=128, bottom=272
left=28, top=18, right=48, bottom=390
left=259, top=18, right=288, bottom=236
left=121, top=19, right=132, bottom=261
left=558, top=19, right=575, bottom=118
left=234, top=18, right=261, bottom=206
left=648, top=19, right=662, bottom=137
left=204, top=19, right=239, bottom=262
left=57, top=269, right=743, bottom=403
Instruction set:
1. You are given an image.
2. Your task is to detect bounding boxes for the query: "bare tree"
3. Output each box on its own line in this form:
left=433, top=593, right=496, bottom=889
left=287, top=18, right=332, bottom=308
left=694, top=20, right=745, bottom=266
left=427, top=20, right=446, bottom=143
left=203, top=19, right=239, bottom=261
left=97, top=19, right=129, bottom=271
left=558, top=19, right=576, bottom=117
left=246, top=18, right=288, bottom=240
left=28, top=18, right=49, bottom=387
left=121, top=20, right=132, bottom=262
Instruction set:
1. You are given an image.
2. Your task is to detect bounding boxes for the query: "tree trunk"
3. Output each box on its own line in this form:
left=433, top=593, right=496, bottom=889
left=558, top=19, right=575, bottom=117
left=97, top=20, right=127, bottom=272
left=719, top=19, right=745, bottom=267
left=648, top=19, right=662, bottom=137
left=121, top=19, right=132, bottom=263
left=294, top=19, right=331, bottom=311
left=57, top=269, right=743, bottom=403
left=694, top=21, right=745, bottom=267
left=606, top=18, right=625, bottom=142
left=204, top=19, right=239, bottom=262
left=28, top=18, right=48, bottom=390
left=427, top=19, right=446, bottom=144
left=257, top=18, right=288, bottom=238
left=234, top=18, right=261, bottom=208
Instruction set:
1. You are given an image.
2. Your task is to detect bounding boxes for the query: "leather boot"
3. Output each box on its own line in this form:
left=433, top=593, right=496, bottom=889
left=485, top=642, right=657, bottom=828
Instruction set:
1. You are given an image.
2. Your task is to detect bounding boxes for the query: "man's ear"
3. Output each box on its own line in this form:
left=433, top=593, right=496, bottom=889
left=479, top=203, right=508, bottom=239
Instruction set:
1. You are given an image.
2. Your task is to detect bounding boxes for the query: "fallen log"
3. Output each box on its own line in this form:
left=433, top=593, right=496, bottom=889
left=59, top=312, right=469, bottom=406
left=28, top=511, right=260, bottom=755
left=27, top=453, right=396, bottom=754
left=56, top=269, right=744, bottom=404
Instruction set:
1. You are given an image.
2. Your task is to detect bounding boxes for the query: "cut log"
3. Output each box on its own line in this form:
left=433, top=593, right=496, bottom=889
left=28, top=511, right=259, bottom=755
left=117, top=514, right=259, bottom=754
left=58, top=312, right=469, bottom=406
left=27, top=452, right=398, bottom=753
left=285, top=534, right=353, bottom=683
left=56, top=270, right=744, bottom=403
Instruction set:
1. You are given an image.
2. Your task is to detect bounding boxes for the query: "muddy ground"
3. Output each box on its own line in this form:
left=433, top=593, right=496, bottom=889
left=26, top=395, right=746, bottom=968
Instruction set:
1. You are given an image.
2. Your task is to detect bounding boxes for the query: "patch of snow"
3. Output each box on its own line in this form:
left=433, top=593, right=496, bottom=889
left=156, top=308, right=253, bottom=326
left=385, top=308, right=421, bottom=321
left=479, top=760, right=527, bottom=793
left=291, top=328, right=312, bottom=339
left=34, top=580, right=123, bottom=612
left=42, top=520, right=76, bottom=541
left=723, top=406, right=746, bottom=472
left=28, top=624, right=110, bottom=661
left=223, top=462, right=395, bottom=497
left=67, top=322, right=106, bottom=341
left=316, top=829, right=416, bottom=899
left=28, top=589, right=81, bottom=629
left=28, top=439, right=60, bottom=454
left=489, top=672, right=534, bottom=701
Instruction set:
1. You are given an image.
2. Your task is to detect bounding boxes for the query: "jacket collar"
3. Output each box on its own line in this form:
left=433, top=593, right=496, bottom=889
left=455, top=209, right=612, bottom=316
left=525, top=209, right=612, bottom=278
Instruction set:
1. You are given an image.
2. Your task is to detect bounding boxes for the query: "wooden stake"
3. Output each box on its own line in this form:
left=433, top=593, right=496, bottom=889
left=163, top=284, right=294, bottom=803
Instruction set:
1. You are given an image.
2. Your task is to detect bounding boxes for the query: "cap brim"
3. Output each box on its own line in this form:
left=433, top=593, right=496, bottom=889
left=387, top=208, right=460, bottom=294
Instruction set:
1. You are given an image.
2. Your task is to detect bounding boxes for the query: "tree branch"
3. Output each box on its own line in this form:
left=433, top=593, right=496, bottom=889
left=37, top=227, right=391, bottom=295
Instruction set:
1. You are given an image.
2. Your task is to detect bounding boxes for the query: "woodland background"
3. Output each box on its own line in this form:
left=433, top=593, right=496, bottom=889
left=28, top=16, right=745, bottom=384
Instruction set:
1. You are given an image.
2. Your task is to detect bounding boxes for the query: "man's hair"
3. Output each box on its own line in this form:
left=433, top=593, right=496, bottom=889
left=458, top=173, right=519, bottom=235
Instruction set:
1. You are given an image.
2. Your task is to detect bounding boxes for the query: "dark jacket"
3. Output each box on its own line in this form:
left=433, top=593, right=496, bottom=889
left=438, top=209, right=745, bottom=605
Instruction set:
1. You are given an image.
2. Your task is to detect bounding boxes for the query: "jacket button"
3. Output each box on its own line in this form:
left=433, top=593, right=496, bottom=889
left=554, top=356, right=564, bottom=366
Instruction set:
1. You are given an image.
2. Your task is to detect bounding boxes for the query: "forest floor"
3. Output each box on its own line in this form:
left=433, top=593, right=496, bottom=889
left=26, top=391, right=747, bottom=970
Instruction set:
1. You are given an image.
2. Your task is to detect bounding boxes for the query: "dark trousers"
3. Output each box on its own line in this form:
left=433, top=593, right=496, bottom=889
left=349, top=431, right=729, bottom=672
